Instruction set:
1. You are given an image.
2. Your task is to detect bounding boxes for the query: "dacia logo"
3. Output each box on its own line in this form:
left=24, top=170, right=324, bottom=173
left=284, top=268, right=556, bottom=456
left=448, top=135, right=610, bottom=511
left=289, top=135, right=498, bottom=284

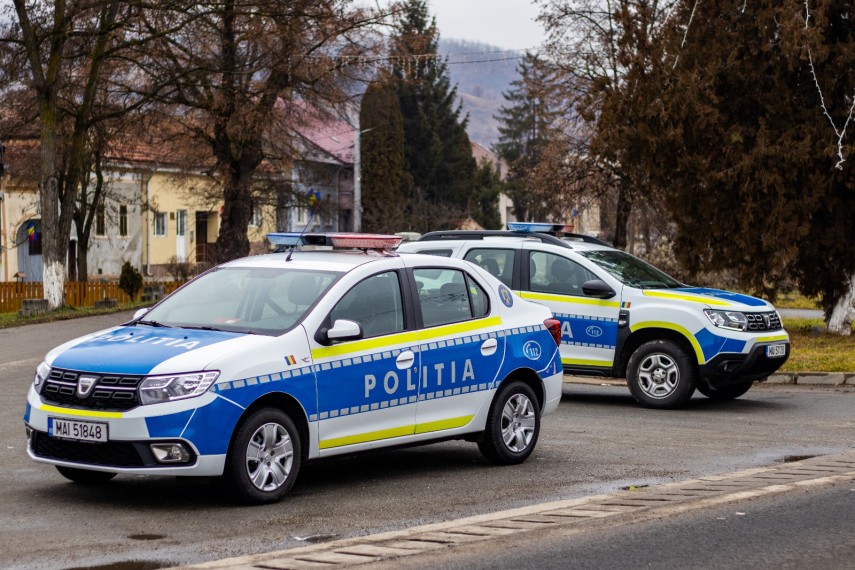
left=523, top=340, right=541, bottom=360
left=586, top=325, right=604, bottom=338
left=77, top=376, right=98, bottom=398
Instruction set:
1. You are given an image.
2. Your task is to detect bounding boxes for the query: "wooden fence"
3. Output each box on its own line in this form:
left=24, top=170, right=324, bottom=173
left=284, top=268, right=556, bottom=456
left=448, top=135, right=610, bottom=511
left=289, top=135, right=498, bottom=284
left=0, top=281, right=184, bottom=313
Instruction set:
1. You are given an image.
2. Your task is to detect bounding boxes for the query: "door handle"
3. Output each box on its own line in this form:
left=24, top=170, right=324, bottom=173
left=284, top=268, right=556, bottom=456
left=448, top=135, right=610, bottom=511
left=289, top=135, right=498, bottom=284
left=480, top=338, right=498, bottom=356
left=396, top=350, right=415, bottom=369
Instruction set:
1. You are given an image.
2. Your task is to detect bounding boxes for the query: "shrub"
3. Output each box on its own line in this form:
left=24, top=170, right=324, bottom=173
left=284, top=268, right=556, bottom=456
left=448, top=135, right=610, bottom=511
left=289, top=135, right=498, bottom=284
left=119, top=262, right=144, bottom=300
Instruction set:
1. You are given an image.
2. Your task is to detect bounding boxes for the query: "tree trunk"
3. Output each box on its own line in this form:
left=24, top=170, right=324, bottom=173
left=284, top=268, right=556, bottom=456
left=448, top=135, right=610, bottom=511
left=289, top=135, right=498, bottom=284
left=827, top=273, right=855, bottom=335
left=38, top=101, right=66, bottom=309
left=214, top=165, right=253, bottom=262
left=612, top=180, right=633, bottom=250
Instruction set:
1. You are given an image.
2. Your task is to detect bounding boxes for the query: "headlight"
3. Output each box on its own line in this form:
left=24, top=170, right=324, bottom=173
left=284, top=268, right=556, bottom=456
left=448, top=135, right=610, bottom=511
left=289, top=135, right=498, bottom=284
left=33, top=361, right=51, bottom=394
left=704, top=309, right=748, bottom=332
left=139, top=371, right=219, bottom=405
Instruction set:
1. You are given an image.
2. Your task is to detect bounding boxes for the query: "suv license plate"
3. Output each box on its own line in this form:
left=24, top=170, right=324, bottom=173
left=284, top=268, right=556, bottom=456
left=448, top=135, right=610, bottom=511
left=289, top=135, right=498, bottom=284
left=766, top=344, right=786, bottom=358
left=48, top=417, right=108, bottom=443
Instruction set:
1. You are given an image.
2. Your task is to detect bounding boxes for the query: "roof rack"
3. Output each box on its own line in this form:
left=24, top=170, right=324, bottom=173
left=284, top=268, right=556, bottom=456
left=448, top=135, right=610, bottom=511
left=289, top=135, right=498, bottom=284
left=417, top=229, right=611, bottom=248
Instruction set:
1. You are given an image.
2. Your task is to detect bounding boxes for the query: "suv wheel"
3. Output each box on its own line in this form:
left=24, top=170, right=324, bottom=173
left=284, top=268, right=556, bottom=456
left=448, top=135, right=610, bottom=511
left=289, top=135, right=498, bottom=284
left=697, top=380, right=753, bottom=400
left=225, top=408, right=301, bottom=504
left=478, top=381, right=540, bottom=464
left=627, top=339, right=696, bottom=409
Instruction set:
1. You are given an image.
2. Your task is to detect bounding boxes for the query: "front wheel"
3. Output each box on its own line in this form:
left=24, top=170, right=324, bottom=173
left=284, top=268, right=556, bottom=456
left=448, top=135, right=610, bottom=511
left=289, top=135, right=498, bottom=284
left=627, top=339, right=696, bottom=409
left=56, top=466, right=117, bottom=484
left=225, top=408, right=301, bottom=505
left=478, top=381, right=541, bottom=465
left=698, top=380, right=753, bottom=400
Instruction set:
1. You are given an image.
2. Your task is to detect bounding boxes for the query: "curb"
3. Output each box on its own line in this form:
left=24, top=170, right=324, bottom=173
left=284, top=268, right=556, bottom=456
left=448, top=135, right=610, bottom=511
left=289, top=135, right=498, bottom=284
left=564, top=374, right=855, bottom=387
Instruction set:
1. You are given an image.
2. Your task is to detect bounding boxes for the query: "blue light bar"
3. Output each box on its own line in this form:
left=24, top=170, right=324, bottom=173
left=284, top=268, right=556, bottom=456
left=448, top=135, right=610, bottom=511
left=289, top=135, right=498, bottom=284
left=266, top=233, right=303, bottom=247
left=508, top=222, right=556, bottom=233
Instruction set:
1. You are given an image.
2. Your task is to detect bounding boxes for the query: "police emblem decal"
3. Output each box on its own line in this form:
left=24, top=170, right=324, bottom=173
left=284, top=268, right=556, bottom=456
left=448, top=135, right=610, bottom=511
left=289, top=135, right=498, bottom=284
left=77, top=376, right=98, bottom=398
left=499, top=285, right=514, bottom=307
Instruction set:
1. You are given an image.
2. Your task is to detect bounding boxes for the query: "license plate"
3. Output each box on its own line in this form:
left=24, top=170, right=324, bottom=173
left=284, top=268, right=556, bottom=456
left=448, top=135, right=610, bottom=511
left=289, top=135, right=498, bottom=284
left=766, top=344, right=787, bottom=358
left=48, top=417, right=108, bottom=443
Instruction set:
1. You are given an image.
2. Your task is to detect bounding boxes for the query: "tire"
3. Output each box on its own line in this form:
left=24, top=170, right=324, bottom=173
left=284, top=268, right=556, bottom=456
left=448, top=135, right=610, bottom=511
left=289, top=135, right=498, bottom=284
left=55, top=466, right=117, bottom=484
left=225, top=408, right=301, bottom=505
left=478, top=381, right=541, bottom=465
left=697, top=380, right=753, bottom=400
left=627, top=339, right=697, bottom=409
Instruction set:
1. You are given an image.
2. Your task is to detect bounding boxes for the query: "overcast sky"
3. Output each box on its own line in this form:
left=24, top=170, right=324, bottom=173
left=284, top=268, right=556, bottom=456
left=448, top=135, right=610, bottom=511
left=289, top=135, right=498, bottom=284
left=430, top=0, right=544, bottom=50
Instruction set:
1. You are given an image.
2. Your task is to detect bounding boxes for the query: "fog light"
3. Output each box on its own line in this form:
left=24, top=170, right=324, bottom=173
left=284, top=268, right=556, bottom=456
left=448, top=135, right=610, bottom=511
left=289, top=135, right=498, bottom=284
left=150, top=443, right=191, bottom=463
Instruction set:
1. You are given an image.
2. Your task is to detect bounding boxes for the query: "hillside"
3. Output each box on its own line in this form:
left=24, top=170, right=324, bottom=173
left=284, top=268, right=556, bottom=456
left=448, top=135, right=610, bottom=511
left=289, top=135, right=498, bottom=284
left=439, top=38, right=522, bottom=148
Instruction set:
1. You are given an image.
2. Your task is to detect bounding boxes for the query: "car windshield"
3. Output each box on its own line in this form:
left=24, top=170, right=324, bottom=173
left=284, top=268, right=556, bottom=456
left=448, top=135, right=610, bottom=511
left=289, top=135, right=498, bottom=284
left=139, top=266, right=342, bottom=336
left=577, top=250, right=684, bottom=289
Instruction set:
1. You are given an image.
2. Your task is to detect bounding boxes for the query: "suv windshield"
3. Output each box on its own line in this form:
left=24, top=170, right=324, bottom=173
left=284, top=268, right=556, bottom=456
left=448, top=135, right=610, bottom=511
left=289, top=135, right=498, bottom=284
left=578, top=250, right=683, bottom=289
left=140, top=266, right=342, bottom=336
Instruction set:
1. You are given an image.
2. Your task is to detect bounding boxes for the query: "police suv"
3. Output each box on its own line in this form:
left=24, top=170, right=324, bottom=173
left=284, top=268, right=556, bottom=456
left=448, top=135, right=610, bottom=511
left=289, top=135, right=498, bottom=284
left=24, top=234, right=563, bottom=504
left=398, top=223, right=790, bottom=409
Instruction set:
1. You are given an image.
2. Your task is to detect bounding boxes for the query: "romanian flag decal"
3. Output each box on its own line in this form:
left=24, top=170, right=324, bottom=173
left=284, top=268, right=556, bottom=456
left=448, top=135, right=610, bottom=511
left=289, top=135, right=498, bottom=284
left=284, top=355, right=297, bottom=365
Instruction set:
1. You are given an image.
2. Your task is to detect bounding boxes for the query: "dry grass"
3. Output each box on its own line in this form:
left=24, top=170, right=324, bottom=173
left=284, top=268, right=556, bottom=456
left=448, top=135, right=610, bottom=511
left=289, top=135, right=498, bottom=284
left=781, top=318, right=855, bottom=372
left=0, top=302, right=144, bottom=329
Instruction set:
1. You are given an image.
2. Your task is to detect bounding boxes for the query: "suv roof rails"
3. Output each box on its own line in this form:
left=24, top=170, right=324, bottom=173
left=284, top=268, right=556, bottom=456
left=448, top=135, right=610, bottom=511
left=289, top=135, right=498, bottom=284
left=417, top=230, right=611, bottom=248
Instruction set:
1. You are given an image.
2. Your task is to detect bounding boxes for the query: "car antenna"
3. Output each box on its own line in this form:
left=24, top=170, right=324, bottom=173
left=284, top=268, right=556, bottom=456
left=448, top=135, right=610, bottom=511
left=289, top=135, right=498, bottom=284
left=286, top=192, right=325, bottom=262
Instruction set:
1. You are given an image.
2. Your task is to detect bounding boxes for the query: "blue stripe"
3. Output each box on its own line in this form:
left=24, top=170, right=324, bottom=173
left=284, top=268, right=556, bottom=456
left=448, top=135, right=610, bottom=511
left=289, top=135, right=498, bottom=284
left=677, top=288, right=768, bottom=308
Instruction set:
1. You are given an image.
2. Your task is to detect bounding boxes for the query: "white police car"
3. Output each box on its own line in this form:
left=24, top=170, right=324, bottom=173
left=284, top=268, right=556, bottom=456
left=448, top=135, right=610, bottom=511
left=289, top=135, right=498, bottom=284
left=24, top=234, right=563, bottom=504
left=398, top=224, right=790, bottom=409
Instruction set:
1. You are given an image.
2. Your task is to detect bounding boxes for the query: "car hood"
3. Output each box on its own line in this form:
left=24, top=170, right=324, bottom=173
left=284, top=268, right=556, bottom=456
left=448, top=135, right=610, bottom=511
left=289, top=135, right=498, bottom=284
left=46, top=325, right=248, bottom=375
left=641, top=287, right=773, bottom=311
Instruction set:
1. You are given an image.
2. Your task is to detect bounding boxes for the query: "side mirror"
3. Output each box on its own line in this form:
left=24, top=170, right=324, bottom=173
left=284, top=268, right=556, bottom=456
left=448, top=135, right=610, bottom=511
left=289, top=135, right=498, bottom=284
left=582, top=279, right=616, bottom=299
left=133, top=308, right=150, bottom=321
left=326, top=319, right=363, bottom=342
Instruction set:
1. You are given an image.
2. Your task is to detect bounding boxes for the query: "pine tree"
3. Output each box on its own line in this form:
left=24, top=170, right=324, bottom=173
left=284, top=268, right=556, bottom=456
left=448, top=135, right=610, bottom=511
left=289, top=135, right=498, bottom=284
left=389, top=0, right=478, bottom=231
left=360, top=80, right=412, bottom=233
left=493, top=52, right=565, bottom=222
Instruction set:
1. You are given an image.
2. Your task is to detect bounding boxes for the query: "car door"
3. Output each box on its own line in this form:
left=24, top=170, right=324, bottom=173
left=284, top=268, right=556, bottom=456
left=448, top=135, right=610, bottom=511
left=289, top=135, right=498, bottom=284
left=519, top=244, right=621, bottom=373
left=311, top=268, right=421, bottom=453
left=410, top=265, right=506, bottom=434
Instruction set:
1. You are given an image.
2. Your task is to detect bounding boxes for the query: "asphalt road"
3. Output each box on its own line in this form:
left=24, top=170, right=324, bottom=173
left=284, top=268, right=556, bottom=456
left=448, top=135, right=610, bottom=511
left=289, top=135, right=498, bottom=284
left=2, top=313, right=853, bottom=569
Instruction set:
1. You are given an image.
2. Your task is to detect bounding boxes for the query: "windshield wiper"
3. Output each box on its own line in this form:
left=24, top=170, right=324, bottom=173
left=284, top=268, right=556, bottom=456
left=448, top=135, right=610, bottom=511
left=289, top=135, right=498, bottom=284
left=136, top=319, right=172, bottom=328
left=179, top=325, right=227, bottom=332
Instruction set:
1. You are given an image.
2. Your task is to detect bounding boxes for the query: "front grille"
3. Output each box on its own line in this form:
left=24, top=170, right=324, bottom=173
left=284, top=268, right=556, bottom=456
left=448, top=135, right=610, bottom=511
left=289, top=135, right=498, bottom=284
left=745, top=312, right=783, bottom=332
left=41, top=368, right=143, bottom=411
left=31, top=432, right=145, bottom=467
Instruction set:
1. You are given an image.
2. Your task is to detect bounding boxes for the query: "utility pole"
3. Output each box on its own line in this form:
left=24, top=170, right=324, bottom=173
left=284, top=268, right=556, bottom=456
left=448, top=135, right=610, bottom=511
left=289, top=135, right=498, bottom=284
left=353, top=116, right=362, bottom=232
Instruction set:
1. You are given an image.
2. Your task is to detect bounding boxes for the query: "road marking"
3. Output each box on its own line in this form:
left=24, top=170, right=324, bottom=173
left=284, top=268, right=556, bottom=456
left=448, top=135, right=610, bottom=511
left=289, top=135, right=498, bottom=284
left=2, top=357, right=40, bottom=368
left=173, top=452, right=855, bottom=570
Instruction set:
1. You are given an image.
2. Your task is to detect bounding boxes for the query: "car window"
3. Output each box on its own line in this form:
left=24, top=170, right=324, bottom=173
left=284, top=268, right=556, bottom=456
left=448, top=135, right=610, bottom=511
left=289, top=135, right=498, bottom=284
left=142, top=267, right=341, bottom=335
left=417, top=249, right=453, bottom=257
left=577, top=249, right=683, bottom=289
left=529, top=251, right=596, bottom=297
left=463, top=248, right=514, bottom=287
left=329, top=271, right=405, bottom=338
left=415, top=268, right=487, bottom=328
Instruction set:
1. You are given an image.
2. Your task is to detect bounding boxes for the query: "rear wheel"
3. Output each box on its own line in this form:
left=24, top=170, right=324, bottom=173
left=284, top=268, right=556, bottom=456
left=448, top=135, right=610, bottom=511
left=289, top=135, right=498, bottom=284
left=225, top=408, right=301, bottom=505
left=55, top=466, right=117, bottom=484
left=627, top=339, right=696, bottom=409
left=478, top=381, right=540, bottom=465
left=698, top=380, right=753, bottom=400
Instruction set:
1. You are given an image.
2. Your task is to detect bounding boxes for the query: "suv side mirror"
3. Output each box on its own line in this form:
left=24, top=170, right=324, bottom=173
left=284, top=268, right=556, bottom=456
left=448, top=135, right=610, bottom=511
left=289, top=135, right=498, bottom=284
left=582, top=279, right=616, bottom=299
left=326, top=319, right=363, bottom=342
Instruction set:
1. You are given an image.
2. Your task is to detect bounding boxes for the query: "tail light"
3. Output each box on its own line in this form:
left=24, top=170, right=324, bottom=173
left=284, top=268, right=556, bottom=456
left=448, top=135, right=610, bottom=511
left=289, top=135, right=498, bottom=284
left=544, top=318, right=562, bottom=346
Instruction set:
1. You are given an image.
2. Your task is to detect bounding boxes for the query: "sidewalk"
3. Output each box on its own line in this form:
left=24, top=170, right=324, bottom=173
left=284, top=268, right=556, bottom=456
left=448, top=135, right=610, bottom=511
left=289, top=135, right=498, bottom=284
left=566, top=373, right=855, bottom=387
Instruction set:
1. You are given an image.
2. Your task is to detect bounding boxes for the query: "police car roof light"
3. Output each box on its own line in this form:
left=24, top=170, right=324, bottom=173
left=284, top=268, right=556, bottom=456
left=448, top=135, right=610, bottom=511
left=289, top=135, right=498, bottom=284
left=266, top=233, right=303, bottom=247
left=329, top=234, right=403, bottom=250
left=507, top=222, right=557, bottom=233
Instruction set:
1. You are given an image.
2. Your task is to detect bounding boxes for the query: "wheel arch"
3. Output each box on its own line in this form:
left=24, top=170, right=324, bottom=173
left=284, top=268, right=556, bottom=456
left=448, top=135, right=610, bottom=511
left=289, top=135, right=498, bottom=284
left=499, top=367, right=544, bottom=411
left=227, top=392, right=310, bottom=462
left=617, top=326, right=701, bottom=379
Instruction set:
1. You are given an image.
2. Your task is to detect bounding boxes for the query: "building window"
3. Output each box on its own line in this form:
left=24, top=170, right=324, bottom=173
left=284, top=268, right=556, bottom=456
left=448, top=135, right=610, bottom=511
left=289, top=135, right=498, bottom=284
left=95, top=203, right=106, bottom=237
left=249, top=203, right=262, bottom=228
left=176, top=209, right=187, bottom=236
left=296, top=208, right=306, bottom=224
left=119, top=205, right=128, bottom=237
left=154, top=212, right=167, bottom=236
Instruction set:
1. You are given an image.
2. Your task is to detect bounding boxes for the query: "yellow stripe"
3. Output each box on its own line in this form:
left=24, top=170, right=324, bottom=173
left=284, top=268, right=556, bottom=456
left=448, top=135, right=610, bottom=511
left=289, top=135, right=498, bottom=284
left=642, top=290, right=733, bottom=307
left=414, top=415, right=474, bottom=434
left=629, top=321, right=706, bottom=364
left=561, top=357, right=612, bottom=367
left=311, top=316, right=502, bottom=359
left=319, top=415, right=476, bottom=449
left=519, top=291, right=620, bottom=308
left=40, top=404, right=123, bottom=419
left=757, top=334, right=789, bottom=343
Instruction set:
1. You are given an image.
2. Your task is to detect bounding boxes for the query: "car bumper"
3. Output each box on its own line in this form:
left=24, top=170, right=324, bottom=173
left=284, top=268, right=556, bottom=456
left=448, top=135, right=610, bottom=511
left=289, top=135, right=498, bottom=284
left=699, top=341, right=791, bottom=388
